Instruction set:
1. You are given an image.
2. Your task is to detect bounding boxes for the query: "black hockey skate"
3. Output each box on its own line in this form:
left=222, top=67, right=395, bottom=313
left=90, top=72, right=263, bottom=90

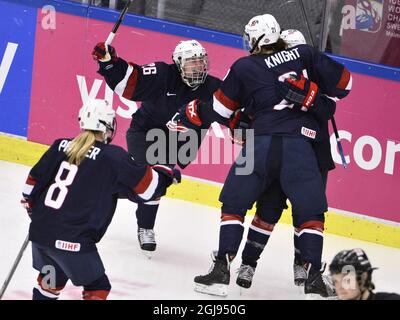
left=304, top=263, right=337, bottom=299
left=236, top=263, right=256, bottom=289
left=137, top=228, right=156, bottom=258
left=194, top=253, right=230, bottom=297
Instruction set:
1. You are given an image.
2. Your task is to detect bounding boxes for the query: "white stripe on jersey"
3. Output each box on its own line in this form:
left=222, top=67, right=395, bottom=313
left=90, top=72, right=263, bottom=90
left=213, top=95, right=234, bottom=118
left=23, top=184, right=34, bottom=196
left=114, top=64, right=134, bottom=96
left=138, top=170, right=159, bottom=201
left=346, top=75, right=353, bottom=90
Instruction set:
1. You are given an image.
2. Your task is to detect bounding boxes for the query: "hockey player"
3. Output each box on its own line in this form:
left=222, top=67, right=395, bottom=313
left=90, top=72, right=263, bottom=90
left=92, top=39, right=221, bottom=256
left=329, top=248, right=400, bottom=300
left=21, top=99, right=180, bottom=300
left=173, top=14, right=351, bottom=297
left=236, top=29, right=339, bottom=290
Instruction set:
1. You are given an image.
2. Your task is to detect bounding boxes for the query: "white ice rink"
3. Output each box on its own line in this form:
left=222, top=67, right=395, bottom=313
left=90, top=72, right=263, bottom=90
left=1, top=160, right=400, bottom=300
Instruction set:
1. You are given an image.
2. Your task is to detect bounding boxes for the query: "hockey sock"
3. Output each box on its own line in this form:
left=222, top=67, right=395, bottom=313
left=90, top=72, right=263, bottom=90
left=295, top=220, right=324, bottom=270
left=241, top=214, right=274, bottom=267
left=136, top=200, right=160, bottom=229
left=217, top=213, right=245, bottom=261
left=293, top=231, right=301, bottom=262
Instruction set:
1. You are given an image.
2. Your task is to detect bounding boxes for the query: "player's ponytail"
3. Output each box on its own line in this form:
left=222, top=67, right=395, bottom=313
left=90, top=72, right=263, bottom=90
left=66, top=130, right=96, bottom=165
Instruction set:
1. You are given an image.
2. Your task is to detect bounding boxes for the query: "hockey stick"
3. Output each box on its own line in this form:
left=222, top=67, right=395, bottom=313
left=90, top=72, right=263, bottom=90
left=297, top=0, right=347, bottom=169
left=0, top=233, right=30, bottom=300
left=331, top=116, right=348, bottom=168
left=105, top=0, right=133, bottom=46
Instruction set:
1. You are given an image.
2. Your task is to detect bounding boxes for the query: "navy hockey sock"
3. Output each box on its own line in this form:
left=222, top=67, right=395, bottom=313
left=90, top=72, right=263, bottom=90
left=241, top=215, right=274, bottom=267
left=293, top=232, right=301, bottom=262
left=295, top=220, right=324, bottom=270
left=136, top=200, right=160, bottom=229
left=217, top=213, right=245, bottom=261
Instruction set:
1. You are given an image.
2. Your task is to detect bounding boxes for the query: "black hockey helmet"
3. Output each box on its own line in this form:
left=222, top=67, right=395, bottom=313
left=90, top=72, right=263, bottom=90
left=329, top=248, right=375, bottom=275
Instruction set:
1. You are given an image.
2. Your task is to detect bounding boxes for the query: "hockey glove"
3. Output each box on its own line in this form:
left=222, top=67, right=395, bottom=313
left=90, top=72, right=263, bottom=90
left=278, top=75, right=320, bottom=111
left=21, top=196, right=33, bottom=215
left=92, top=42, right=118, bottom=68
left=178, top=99, right=207, bottom=130
left=228, top=110, right=252, bottom=145
left=152, top=165, right=182, bottom=187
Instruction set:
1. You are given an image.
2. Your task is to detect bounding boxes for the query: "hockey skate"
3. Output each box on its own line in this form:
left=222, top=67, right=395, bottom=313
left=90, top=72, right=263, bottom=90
left=194, top=253, right=230, bottom=297
left=304, top=263, right=337, bottom=299
left=293, top=258, right=307, bottom=286
left=236, top=263, right=256, bottom=290
left=137, top=228, right=156, bottom=259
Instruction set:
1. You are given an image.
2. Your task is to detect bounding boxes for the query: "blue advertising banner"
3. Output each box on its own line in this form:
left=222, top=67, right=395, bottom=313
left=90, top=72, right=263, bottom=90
left=0, top=0, right=37, bottom=137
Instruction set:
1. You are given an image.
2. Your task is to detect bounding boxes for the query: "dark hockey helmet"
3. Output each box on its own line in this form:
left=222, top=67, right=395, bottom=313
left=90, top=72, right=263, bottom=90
left=329, top=248, right=375, bottom=275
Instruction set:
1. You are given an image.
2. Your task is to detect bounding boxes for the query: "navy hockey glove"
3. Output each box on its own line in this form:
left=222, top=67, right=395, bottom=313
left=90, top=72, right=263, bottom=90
left=21, top=196, right=33, bottom=215
left=152, top=165, right=182, bottom=187
left=92, top=42, right=118, bottom=68
left=278, top=75, right=320, bottom=111
left=228, top=110, right=252, bottom=145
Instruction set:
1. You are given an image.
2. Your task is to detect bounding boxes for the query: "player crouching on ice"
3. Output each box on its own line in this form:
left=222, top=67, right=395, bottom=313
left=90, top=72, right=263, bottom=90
left=20, top=99, right=180, bottom=300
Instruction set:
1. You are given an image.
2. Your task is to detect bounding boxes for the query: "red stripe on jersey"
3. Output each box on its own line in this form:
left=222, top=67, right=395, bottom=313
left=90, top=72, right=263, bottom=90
left=336, top=67, right=351, bottom=90
left=214, top=89, right=240, bottom=111
left=252, top=214, right=275, bottom=231
left=122, top=63, right=139, bottom=99
left=298, top=220, right=324, bottom=232
left=133, top=166, right=153, bottom=195
left=221, top=213, right=244, bottom=223
left=26, top=175, right=36, bottom=186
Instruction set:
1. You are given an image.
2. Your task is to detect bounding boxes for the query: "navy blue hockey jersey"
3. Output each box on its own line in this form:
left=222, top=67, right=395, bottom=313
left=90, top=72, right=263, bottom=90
left=98, top=59, right=221, bottom=130
left=24, top=139, right=165, bottom=252
left=210, top=44, right=352, bottom=141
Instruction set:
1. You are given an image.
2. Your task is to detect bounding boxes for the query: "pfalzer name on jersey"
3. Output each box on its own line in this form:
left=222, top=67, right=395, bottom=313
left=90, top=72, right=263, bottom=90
left=58, top=139, right=102, bottom=160
left=264, top=48, right=301, bottom=68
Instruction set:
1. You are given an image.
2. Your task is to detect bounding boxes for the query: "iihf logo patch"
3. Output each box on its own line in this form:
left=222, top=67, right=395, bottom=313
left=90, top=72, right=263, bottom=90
left=356, top=0, right=383, bottom=33
left=301, top=127, right=316, bottom=139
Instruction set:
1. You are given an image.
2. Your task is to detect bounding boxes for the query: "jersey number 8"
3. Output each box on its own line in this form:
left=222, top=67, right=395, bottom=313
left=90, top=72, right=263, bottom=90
left=44, top=161, right=78, bottom=210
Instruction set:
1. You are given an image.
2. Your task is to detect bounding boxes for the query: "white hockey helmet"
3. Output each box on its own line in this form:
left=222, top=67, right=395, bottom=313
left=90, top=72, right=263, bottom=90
left=243, top=14, right=281, bottom=53
left=172, top=39, right=209, bottom=88
left=78, top=99, right=116, bottom=143
left=281, top=29, right=307, bottom=48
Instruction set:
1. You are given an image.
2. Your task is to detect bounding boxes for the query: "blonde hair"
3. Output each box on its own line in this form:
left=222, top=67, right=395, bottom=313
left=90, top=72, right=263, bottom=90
left=66, top=130, right=97, bottom=165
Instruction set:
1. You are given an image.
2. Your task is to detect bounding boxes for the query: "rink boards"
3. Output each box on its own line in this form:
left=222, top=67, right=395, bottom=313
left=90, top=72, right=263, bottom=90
left=0, top=0, right=399, bottom=248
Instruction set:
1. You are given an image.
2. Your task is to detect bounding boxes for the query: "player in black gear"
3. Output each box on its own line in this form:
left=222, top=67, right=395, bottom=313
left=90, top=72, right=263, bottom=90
left=21, top=99, right=180, bottom=300
left=329, top=248, right=400, bottom=300
left=92, top=39, right=221, bottom=257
